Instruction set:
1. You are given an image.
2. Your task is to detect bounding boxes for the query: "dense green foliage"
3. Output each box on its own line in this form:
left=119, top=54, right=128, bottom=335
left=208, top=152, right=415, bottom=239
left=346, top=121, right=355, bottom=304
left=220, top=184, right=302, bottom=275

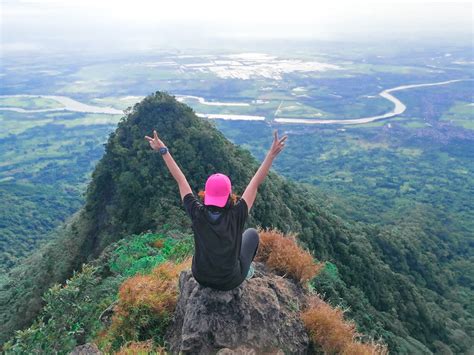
left=3, top=265, right=107, bottom=354
left=0, top=183, right=82, bottom=271
left=1, top=92, right=472, bottom=353
left=108, top=232, right=193, bottom=276
left=3, top=231, right=194, bottom=353
left=0, top=118, right=114, bottom=271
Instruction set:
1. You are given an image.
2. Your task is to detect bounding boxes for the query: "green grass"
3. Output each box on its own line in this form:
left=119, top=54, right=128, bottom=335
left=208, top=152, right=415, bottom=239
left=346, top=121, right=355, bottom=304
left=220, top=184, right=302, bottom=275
left=55, top=114, right=122, bottom=127
left=440, top=101, right=474, bottom=130
left=0, top=112, right=55, bottom=138
left=452, top=119, right=474, bottom=129
left=402, top=120, right=427, bottom=128
left=108, top=233, right=193, bottom=277
left=344, top=120, right=386, bottom=128
left=0, top=96, right=64, bottom=110
left=347, top=63, right=434, bottom=75
left=396, top=147, right=423, bottom=157
left=0, top=110, right=121, bottom=139
left=277, top=101, right=328, bottom=118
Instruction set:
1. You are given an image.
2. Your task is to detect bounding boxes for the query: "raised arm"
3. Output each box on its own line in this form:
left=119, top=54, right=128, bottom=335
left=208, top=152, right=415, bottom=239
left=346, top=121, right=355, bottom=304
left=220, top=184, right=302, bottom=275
left=145, top=130, right=192, bottom=201
left=242, top=130, right=287, bottom=212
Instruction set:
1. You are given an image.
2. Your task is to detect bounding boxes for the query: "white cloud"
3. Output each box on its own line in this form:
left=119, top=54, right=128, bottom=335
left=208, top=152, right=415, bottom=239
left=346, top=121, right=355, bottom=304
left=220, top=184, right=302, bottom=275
left=5, top=0, right=472, bottom=25
left=1, top=0, right=472, bottom=52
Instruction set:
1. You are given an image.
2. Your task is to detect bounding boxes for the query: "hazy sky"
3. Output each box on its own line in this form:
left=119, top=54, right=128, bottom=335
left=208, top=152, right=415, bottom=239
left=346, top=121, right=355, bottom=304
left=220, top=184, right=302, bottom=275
left=1, top=0, right=472, bottom=53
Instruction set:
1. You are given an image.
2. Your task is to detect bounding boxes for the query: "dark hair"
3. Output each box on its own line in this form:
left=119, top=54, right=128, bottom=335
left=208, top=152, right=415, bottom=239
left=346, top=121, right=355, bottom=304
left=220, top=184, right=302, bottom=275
left=198, top=190, right=240, bottom=211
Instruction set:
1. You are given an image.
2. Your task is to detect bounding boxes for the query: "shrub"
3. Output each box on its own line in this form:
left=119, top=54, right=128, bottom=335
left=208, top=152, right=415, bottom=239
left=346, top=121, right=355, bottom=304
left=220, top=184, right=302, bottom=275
left=104, top=258, right=192, bottom=351
left=153, top=239, right=165, bottom=249
left=3, top=265, right=104, bottom=353
left=255, top=227, right=323, bottom=284
left=301, top=296, right=388, bottom=355
left=342, top=341, right=389, bottom=355
left=108, top=233, right=167, bottom=276
left=116, top=340, right=166, bottom=354
left=108, top=233, right=193, bottom=276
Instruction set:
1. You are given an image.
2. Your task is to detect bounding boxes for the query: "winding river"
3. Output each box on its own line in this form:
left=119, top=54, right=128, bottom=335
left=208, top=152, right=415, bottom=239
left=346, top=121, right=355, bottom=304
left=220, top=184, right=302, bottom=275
left=0, top=79, right=468, bottom=125
left=274, top=79, right=467, bottom=125
left=176, top=95, right=250, bottom=107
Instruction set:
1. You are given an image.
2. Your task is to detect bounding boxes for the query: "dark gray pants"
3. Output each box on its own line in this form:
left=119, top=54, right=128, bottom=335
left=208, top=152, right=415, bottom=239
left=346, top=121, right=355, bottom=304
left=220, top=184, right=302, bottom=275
left=239, top=228, right=260, bottom=279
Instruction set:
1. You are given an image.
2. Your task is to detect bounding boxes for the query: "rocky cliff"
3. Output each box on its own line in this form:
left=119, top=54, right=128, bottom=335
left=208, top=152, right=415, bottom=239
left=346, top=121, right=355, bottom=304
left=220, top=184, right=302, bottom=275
left=165, top=262, right=310, bottom=354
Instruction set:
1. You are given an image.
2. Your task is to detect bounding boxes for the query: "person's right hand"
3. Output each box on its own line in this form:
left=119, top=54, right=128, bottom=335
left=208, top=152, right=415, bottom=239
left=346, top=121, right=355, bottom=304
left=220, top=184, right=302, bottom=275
left=144, top=130, right=166, bottom=151
left=268, top=129, right=288, bottom=158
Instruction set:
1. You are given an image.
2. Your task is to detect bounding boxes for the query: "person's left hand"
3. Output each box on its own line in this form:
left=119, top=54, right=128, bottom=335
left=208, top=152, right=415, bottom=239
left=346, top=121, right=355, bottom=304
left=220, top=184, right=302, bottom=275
left=145, top=130, right=166, bottom=151
left=268, top=129, right=288, bottom=159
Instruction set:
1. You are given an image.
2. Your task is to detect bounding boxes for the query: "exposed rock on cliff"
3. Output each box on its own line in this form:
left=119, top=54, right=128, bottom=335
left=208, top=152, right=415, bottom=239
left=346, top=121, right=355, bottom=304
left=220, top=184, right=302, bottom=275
left=165, top=262, right=311, bottom=354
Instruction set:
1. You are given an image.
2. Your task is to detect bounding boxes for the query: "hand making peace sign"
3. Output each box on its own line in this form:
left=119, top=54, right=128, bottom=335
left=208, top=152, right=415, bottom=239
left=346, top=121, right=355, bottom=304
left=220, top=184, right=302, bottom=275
left=144, top=130, right=166, bottom=151
left=268, top=129, right=288, bottom=158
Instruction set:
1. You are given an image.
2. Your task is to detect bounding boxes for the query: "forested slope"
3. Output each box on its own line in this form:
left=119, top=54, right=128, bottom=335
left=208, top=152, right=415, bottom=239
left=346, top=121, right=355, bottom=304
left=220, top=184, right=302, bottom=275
left=1, top=92, right=471, bottom=353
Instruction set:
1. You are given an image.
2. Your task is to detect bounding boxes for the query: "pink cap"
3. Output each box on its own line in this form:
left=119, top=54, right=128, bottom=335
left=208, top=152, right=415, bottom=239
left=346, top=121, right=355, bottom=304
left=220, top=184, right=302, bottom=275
left=204, top=173, right=231, bottom=207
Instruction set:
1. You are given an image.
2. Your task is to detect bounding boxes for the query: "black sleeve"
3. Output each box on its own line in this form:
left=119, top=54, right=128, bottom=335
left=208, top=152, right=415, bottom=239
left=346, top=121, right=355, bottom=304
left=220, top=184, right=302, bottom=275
left=233, top=197, right=249, bottom=227
left=183, top=193, right=201, bottom=219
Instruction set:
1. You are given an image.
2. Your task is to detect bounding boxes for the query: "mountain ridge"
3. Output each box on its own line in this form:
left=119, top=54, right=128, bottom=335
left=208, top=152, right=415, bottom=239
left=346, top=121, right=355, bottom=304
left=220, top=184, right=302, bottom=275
left=1, top=92, right=471, bottom=353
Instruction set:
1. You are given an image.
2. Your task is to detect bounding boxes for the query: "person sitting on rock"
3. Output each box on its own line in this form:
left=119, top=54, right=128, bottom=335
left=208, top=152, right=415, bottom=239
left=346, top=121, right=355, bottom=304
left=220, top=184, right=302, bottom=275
left=145, top=129, right=287, bottom=290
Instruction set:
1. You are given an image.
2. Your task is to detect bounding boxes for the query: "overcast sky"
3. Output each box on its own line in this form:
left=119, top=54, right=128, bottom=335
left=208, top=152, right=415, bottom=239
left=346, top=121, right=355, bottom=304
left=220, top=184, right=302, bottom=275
left=1, top=0, right=472, bottom=53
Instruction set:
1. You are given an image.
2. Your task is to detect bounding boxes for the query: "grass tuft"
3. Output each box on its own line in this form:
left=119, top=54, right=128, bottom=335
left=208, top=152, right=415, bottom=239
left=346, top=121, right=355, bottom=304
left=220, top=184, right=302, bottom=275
left=255, top=227, right=323, bottom=284
left=116, top=340, right=166, bottom=354
left=99, top=258, right=192, bottom=351
left=301, top=296, right=388, bottom=355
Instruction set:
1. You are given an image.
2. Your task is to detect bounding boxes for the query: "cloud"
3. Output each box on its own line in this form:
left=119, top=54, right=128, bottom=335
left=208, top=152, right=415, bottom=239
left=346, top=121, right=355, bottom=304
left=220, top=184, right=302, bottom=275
left=1, top=0, right=472, bottom=52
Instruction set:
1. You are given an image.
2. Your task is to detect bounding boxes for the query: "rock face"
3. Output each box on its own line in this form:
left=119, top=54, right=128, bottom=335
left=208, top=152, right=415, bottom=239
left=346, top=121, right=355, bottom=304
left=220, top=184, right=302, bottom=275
left=70, top=343, right=102, bottom=355
left=165, top=262, right=310, bottom=354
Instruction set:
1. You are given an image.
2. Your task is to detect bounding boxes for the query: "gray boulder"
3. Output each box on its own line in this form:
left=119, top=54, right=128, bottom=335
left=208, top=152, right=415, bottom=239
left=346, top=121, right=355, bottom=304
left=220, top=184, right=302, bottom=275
left=70, top=343, right=102, bottom=355
left=165, top=262, right=310, bottom=354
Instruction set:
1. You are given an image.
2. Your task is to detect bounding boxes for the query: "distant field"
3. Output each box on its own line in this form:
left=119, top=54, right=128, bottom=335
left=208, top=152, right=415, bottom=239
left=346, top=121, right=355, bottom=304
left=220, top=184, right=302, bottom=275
left=0, top=110, right=122, bottom=138
left=0, top=114, right=113, bottom=270
left=0, top=112, right=55, bottom=138
left=440, top=101, right=474, bottom=130
left=347, top=63, right=437, bottom=75
left=0, top=96, right=64, bottom=110
left=58, top=113, right=121, bottom=127
left=0, top=45, right=472, bottom=272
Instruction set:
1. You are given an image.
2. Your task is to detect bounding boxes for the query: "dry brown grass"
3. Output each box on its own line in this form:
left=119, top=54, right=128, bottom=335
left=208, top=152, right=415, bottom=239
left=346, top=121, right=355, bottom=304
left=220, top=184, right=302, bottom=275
left=116, top=258, right=191, bottom=314
left=301, top=296, right=388, bottom=355
left=255, top=227, right=323, bottom=284
left=152, top=239, right=165, bottom=249
left=116, top=340, right=166, bottom=354
left=104, top=258, right=192, bottom=349
left=342, top=341, right=389, bottom=355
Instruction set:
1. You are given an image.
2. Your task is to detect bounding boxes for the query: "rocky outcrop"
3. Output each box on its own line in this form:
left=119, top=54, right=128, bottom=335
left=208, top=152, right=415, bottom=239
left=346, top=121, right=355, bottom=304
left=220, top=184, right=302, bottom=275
left=98, top=300, right=117, bottom=328
left=70, top=343, right=102, bottom=355
left=165, top=262, right=311, bottom=354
